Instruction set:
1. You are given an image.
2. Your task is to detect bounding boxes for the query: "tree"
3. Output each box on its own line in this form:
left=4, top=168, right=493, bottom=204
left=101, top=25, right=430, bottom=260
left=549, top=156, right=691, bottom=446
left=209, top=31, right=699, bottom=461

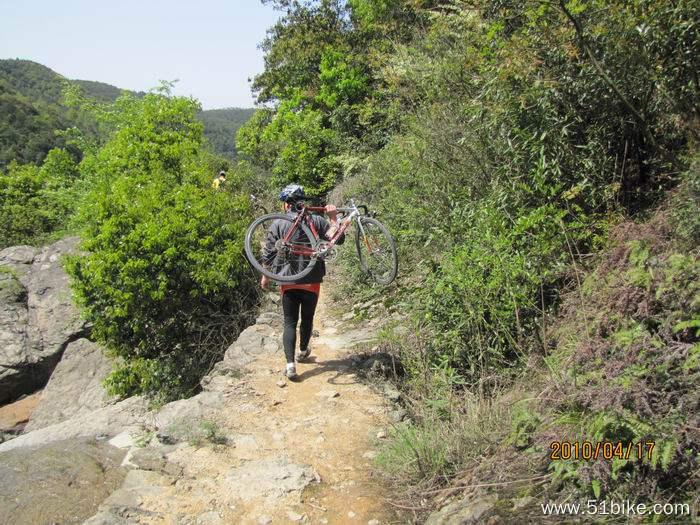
left=66, top=87, right=259, bottom=401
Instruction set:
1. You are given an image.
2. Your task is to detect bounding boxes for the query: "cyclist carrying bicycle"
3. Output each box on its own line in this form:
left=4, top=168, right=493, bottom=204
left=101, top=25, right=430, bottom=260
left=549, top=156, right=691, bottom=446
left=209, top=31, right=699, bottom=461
left=260, top=184, right=344, bottom=381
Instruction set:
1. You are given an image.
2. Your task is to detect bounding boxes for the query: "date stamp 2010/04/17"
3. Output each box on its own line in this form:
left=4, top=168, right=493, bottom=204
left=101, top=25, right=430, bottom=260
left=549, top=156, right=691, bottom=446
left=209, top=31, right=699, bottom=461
left=549, top=441, right=655, bottom=461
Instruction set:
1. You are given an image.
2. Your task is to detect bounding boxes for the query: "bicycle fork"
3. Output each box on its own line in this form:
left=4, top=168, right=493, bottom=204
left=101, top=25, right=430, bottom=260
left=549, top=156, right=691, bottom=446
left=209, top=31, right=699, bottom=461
left=349, top=199, right=378, bottom=255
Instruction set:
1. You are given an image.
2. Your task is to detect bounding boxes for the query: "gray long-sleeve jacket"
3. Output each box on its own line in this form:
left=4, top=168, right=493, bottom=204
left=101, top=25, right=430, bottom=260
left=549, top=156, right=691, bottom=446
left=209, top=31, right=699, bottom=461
left=264, top=212, right=345, bottom=285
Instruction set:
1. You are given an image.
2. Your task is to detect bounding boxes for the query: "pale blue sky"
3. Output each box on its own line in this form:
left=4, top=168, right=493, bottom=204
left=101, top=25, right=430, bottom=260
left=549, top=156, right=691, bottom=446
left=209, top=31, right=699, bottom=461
left=1, top=0, right=282, bottom=109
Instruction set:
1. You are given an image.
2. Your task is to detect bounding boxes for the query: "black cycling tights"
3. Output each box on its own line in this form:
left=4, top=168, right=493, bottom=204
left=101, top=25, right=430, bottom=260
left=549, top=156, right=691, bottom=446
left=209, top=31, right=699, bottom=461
left=281, top=289, right=319, bottom=364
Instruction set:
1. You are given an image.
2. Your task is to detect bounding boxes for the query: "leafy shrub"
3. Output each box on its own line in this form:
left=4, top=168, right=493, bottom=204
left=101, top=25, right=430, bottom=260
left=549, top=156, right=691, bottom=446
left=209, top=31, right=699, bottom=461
left=237, top=97, right=341, bottom=197
left=0, top=148, right=80, bottom=248
left=542, top=218, right=699, bottom=503
left=66, top=88, right=259, bottom=401
left=0, top=162, right=47, bottom=247
left=669, top=157, right=700, bottom=250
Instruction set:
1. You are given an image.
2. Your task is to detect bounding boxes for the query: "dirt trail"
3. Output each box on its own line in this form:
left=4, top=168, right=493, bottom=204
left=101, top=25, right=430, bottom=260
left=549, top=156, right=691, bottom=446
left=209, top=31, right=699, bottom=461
left=132, top=294, right=399, bottom=525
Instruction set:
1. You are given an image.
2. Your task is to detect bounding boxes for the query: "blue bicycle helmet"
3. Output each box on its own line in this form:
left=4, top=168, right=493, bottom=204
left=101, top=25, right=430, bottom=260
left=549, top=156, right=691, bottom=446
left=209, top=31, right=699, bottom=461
left=279, top=183, right=305, bottom=202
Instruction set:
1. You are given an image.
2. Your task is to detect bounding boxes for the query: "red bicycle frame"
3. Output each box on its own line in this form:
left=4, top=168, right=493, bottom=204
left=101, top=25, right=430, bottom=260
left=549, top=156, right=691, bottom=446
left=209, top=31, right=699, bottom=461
left=281, top=204, right=354, bottom=257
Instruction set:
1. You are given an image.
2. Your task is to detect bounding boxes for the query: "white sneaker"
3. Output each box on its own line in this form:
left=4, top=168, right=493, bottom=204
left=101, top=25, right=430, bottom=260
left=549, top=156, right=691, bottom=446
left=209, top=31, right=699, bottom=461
left=284, top=363, right=298, bottom=381
left=298, top=347, right=311, bottom=362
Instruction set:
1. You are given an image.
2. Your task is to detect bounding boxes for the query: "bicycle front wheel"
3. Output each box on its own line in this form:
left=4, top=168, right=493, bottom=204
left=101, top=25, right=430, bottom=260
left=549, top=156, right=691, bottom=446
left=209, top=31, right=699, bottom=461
left=245, top=214, right=320, bottom=282
left=354, top=217, right=398, bottom=285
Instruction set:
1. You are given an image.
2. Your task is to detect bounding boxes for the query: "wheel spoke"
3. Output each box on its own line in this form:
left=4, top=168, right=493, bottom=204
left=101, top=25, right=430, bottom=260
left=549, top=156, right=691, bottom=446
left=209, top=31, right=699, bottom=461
left=246, top=214, right=318, bottom=281
left=356, top=218, right=397, bottom=284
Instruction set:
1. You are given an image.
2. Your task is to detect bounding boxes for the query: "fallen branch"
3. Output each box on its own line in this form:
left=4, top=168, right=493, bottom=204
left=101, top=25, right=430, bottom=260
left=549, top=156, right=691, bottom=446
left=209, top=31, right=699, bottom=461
left=421, top=474, right=552, bottom=496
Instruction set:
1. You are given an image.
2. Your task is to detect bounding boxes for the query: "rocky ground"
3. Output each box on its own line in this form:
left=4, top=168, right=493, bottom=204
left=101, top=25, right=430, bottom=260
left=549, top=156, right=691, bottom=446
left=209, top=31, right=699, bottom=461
left=0, top=278, right=407, bottom=524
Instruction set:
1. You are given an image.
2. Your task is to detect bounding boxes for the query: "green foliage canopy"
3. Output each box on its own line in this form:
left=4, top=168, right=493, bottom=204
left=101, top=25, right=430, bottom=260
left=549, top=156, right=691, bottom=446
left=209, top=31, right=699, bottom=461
left=65, top=88, right=258, bottom=401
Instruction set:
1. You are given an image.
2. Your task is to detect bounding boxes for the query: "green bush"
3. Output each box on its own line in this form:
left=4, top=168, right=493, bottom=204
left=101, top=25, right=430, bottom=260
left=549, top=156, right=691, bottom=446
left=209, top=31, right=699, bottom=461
left=0, top=162, right=47, bottom=247
left=0, top=148, right=80, bottom=248
left=541, top=221, right=700, bottom=503
left=65, top=88, right=259, bottom=401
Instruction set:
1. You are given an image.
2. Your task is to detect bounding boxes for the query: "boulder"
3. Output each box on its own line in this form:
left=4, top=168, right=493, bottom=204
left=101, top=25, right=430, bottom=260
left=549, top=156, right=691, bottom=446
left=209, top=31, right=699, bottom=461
left=0, top=244, right=37, bottom=271
left=0, top=237, right=87, bottom=403
left=0, top=270, right=38, bottom=403
left=425, top=496, right=497, bottom=525
left=24, top=236, right=87, bottom=363
left=0, top=396, right=148, bottom=453
left=226, top=458, right=319, bottom=500
left=154, top=390, right=224, bottom=430
left=0, top=437, right=127, bottom=525
left=25, top=338, right=115, bottom=432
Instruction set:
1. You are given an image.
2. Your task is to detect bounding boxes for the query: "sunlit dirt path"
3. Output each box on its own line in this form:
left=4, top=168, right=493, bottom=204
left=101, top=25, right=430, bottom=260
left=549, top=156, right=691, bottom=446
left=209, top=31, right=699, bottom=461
left=132, top=293, right=400, bottom=525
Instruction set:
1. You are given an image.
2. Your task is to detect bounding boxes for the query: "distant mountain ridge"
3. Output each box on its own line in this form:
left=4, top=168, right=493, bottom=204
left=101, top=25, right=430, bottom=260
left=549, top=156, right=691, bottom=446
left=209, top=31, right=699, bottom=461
left=0, top=59, right=253, bottom=169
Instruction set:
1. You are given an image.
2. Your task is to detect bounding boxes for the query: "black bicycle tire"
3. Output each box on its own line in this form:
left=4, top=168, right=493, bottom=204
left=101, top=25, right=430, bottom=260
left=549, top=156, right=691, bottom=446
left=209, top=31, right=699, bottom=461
left=244, top=213, right=319, bottom=282
left=354, top=216, right=398, bottom=285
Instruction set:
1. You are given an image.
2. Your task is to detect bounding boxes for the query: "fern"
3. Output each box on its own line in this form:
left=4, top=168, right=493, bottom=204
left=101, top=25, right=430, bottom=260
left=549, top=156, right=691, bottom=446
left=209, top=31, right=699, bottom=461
left=660, top=439, right=677, bottom=471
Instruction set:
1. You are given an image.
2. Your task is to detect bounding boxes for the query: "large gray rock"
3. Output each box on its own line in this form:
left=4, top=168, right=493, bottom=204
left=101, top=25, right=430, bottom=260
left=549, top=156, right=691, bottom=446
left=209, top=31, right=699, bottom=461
left=0, top=396, right=148, bottom=453
left=83, top=469, right=172, bottom=524
left=226, top=458, right=319, bottom=500
left=0, top=437, right=127, bottom=525
left=425, top=496, right=497, bottom=525
left=154, top=390, right=225, bottom=430
left=0, top=237, right=87, bottom=403
left=0, top=270, right=36, bottom=402
left=223, top=321, right=282, bottom=360
left=25, top=236, right=86, bottom=359
left=25, top=338, right=115, bottom=432
left=0, top=244, right=37, bottom=271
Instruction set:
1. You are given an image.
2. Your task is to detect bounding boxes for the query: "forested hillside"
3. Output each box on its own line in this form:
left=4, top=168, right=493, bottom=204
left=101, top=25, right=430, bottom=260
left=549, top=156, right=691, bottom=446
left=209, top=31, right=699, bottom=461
left=235, top=0, right=699, bottom=521
left=0, top=59, right=252, bottom=170
left=199, top=108, right=256, bottom=161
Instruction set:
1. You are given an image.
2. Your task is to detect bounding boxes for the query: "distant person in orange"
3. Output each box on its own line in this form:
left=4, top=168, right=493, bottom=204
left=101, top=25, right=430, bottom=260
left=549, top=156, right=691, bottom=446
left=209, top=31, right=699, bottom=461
left=212, top=170, right=226, bottom=190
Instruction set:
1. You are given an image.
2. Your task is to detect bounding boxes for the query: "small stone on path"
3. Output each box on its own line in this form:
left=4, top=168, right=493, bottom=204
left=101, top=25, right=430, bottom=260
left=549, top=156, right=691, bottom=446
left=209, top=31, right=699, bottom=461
left=316, top=390, right=340, bottom=399
left=287, top=511, right=304, bottom=521
left=384, top=387, right=400, bottom=401
left=348, top=511, right=356, bottom=518
left=362, top=451, right=377, bottom=459
left=368, top=520, right=380, bottom=525
left=389, top=408, right=406, bottom=422
left=257, top=516, right=272, bottom=525
left=376, top=430, right=387, bottom=439
left=276, top=380, right=286, bottom=388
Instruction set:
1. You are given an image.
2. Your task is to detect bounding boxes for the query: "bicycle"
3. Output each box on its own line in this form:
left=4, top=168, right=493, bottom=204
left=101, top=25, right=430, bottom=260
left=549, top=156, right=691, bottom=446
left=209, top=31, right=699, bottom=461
left=244, top=198, right=398, bottom=286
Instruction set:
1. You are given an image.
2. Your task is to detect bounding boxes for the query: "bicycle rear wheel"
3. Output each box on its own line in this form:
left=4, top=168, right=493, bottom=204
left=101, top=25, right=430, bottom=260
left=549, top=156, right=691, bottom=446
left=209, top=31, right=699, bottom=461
left=354, top=217, right=398, bottom=285
left=245, top=213, right=319, bottom=282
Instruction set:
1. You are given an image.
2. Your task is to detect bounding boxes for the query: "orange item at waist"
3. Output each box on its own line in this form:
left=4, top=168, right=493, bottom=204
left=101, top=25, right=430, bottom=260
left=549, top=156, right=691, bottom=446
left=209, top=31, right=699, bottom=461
left=280, top=283, right=321, bottom=296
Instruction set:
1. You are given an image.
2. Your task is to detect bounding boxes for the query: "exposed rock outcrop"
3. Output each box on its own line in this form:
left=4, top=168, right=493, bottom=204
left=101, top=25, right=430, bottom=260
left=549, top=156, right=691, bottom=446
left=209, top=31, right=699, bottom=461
left=0, top=237, right=87, bottom=403
left=0, top=396, right=149, bottom=453
left=0, top=438, right=127, bottom=525
left=425, top=495, right=498, bottom=525
left=25, top=338, right=115, bottom=432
